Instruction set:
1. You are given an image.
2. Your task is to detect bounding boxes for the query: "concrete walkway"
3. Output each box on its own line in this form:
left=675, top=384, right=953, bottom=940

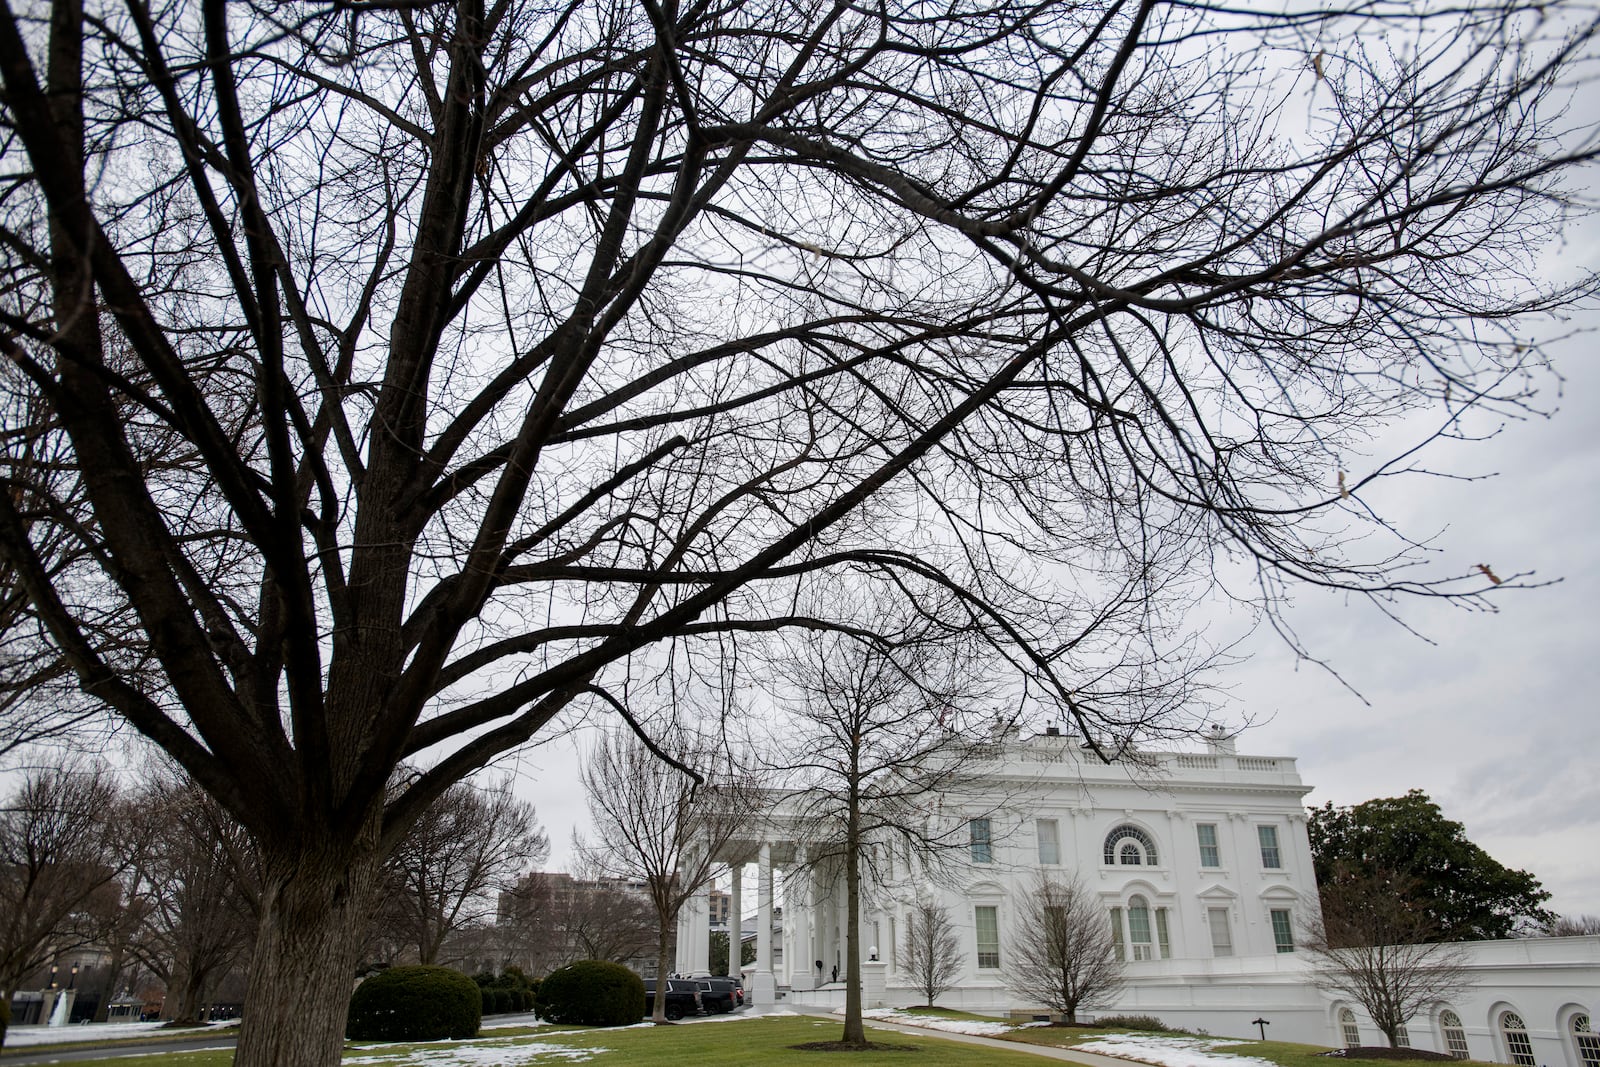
left=785, top=1006, right=1140, bottom=1067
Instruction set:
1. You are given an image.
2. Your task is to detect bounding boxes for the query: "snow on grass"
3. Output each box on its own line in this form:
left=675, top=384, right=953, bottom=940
left=1075, top=1032, right=1279, bottom=1067
left=2, top=1021, right=237, bottom=1047
left=347, top=1037, right=607, bottom=1065
left=843, top=1007, right=1021, bottom=1037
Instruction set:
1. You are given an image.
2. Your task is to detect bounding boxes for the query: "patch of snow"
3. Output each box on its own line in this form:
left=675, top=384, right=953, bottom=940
left=1075, top=1032, right=1278, bottom=1067
left=347, top=1038, right=608, bottom=1065
left=843, top=1007, right=1021, bottom=1037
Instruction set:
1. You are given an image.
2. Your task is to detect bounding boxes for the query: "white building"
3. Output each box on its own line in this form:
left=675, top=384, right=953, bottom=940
left=675, top=727, right=1600, bottom=1067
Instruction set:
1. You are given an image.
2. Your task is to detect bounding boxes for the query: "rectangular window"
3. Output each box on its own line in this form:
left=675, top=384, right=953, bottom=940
left=1128, top=905, right=1152, bottom=960
left=975, top=905, right=1000, bottom=968
left=1037, top=819, right=1060, bottom=865
left=1270, top=908, right=1295, bottom=952
left=1155, top=908, right=1171, bottom=959
left=1110, top=908, right=1125, bottom=961
left=1258, top=825, right=1283, bottom=868
left=1207, top=907, right=1233, bottom=956
left=1197, top=823, right=1221, bottom=867
left=1395, top=1025, right=1411, bottom=1049
left=970, top=818, right=993, bottom=864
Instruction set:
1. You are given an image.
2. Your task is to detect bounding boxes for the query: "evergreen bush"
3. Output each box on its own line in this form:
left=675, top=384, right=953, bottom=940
left=534, top=960, right=643, bottom=1027
left=1096, top=1014, right=1183, bottom=1033
left=346, top=965, right=481, bottom=1042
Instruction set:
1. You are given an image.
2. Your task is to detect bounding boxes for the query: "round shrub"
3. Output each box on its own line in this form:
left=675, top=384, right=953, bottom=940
left=347, top=965, right=481, bottom=1042
left=534, top=960, right=643, bottom=1027
left=490, top=988, right=513, bottom=1015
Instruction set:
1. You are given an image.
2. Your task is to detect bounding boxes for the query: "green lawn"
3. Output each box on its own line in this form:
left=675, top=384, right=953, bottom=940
left=7, top=1015, right=1056, bottom=1067
left=8, top=1016, right=1510, bottom=1067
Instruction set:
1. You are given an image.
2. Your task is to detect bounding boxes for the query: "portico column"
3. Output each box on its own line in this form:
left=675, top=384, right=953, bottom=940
left=789, top=846, right=813, bottom=990
left=753, top=842, right=776, bottom=1006
left=728, top=860, right=744, bottom=975
left=691, top=882, right=712, bottom=973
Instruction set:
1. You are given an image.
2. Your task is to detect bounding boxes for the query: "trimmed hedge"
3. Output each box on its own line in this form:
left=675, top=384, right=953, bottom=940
left=1096, top=1014, right=1180, bottom=1033
left=347, top=965, right=481, bottom=1042
left=534, top=960, right=643, bottom=1027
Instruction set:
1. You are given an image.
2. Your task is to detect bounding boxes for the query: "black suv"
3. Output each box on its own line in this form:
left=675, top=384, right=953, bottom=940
left=698, top=978, right=740, bottom=1013
left=642, top=978, right=702, bottom=1020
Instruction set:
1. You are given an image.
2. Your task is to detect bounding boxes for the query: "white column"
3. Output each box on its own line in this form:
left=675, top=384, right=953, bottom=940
left=789, top=846, right=814, bottom=990
left=753, top=842, right=776, bottom=1006
left=676, top=881, right=711, bottom=975
left=728, top=860, right=744, bottom=976
left=692, top=883, right=712, bottom=974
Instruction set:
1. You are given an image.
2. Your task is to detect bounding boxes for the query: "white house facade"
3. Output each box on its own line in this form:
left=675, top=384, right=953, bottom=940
left=674, top=727, right=1600, bottom=1066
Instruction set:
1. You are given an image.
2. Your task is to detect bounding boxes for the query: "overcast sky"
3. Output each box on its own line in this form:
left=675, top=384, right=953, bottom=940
left=518, top=221, right=1600, bottom=923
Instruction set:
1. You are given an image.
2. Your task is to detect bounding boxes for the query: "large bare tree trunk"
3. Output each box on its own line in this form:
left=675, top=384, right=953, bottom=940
left=234, top=845, right=379, bottom=1067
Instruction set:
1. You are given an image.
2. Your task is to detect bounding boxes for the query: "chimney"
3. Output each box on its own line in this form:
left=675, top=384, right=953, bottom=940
left=1204, top=723, right=1237, bottom=755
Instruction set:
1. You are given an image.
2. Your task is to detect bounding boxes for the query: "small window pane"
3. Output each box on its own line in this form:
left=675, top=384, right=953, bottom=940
left=975, top=905, right=1000, bottom=968
left=1197, top=823, right=1220, bottom=867
left=1037, top=819, right=1060, bottom=865
left=1120, top=841, right=1142, bottom=865
left=1341, top=1008, right=1361, bottom=1048
left=1573, top=1014, right=1600, bottom=1067
left=1207, top=907, right=1233, bottom=957
left=1270, top=908, right=1294, bottom=952
left=1503, top=1013, right=1535, bottom=1067
left=1258, top=825, right=1282, bottom=868
left=970, top=818, right=992, bottom=864
left=1441, top=1010, right=1469, bottom=1060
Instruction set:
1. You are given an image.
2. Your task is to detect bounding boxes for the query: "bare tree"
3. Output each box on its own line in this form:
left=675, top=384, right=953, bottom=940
left=765, top=617, right=1009, bottom=1046
left=1542, top=914, right=1600, bottom=936
left=125, top=774, right=257, bottom=1026
left=581, top=731, right=755, bottom=1022
left=901, top=898, right=964, bottom=1009
left=1303, top=871, right=1476, bottom=1047
left=0, top=1, right=1594, bottom=1063
left=1009, top=875, right=1124, bottom=1025
left=378, top=777, right=549, bottom=967
left=0, top=758, right=125, bottom=996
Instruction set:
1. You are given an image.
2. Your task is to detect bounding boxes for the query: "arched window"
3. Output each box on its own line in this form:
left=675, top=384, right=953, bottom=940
left=1103, top=825, right=1158, bottom=865
left=1573, top=1015, right=1600, bottom=1067
left=1501, top=1012, right=1535, bottom=1067
left=1340, top=1008, right=1360, bottom=1048
left=1439, top=1010, right=1469, bottom=1060
left=1127, top=895, right=1154, bottom=960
